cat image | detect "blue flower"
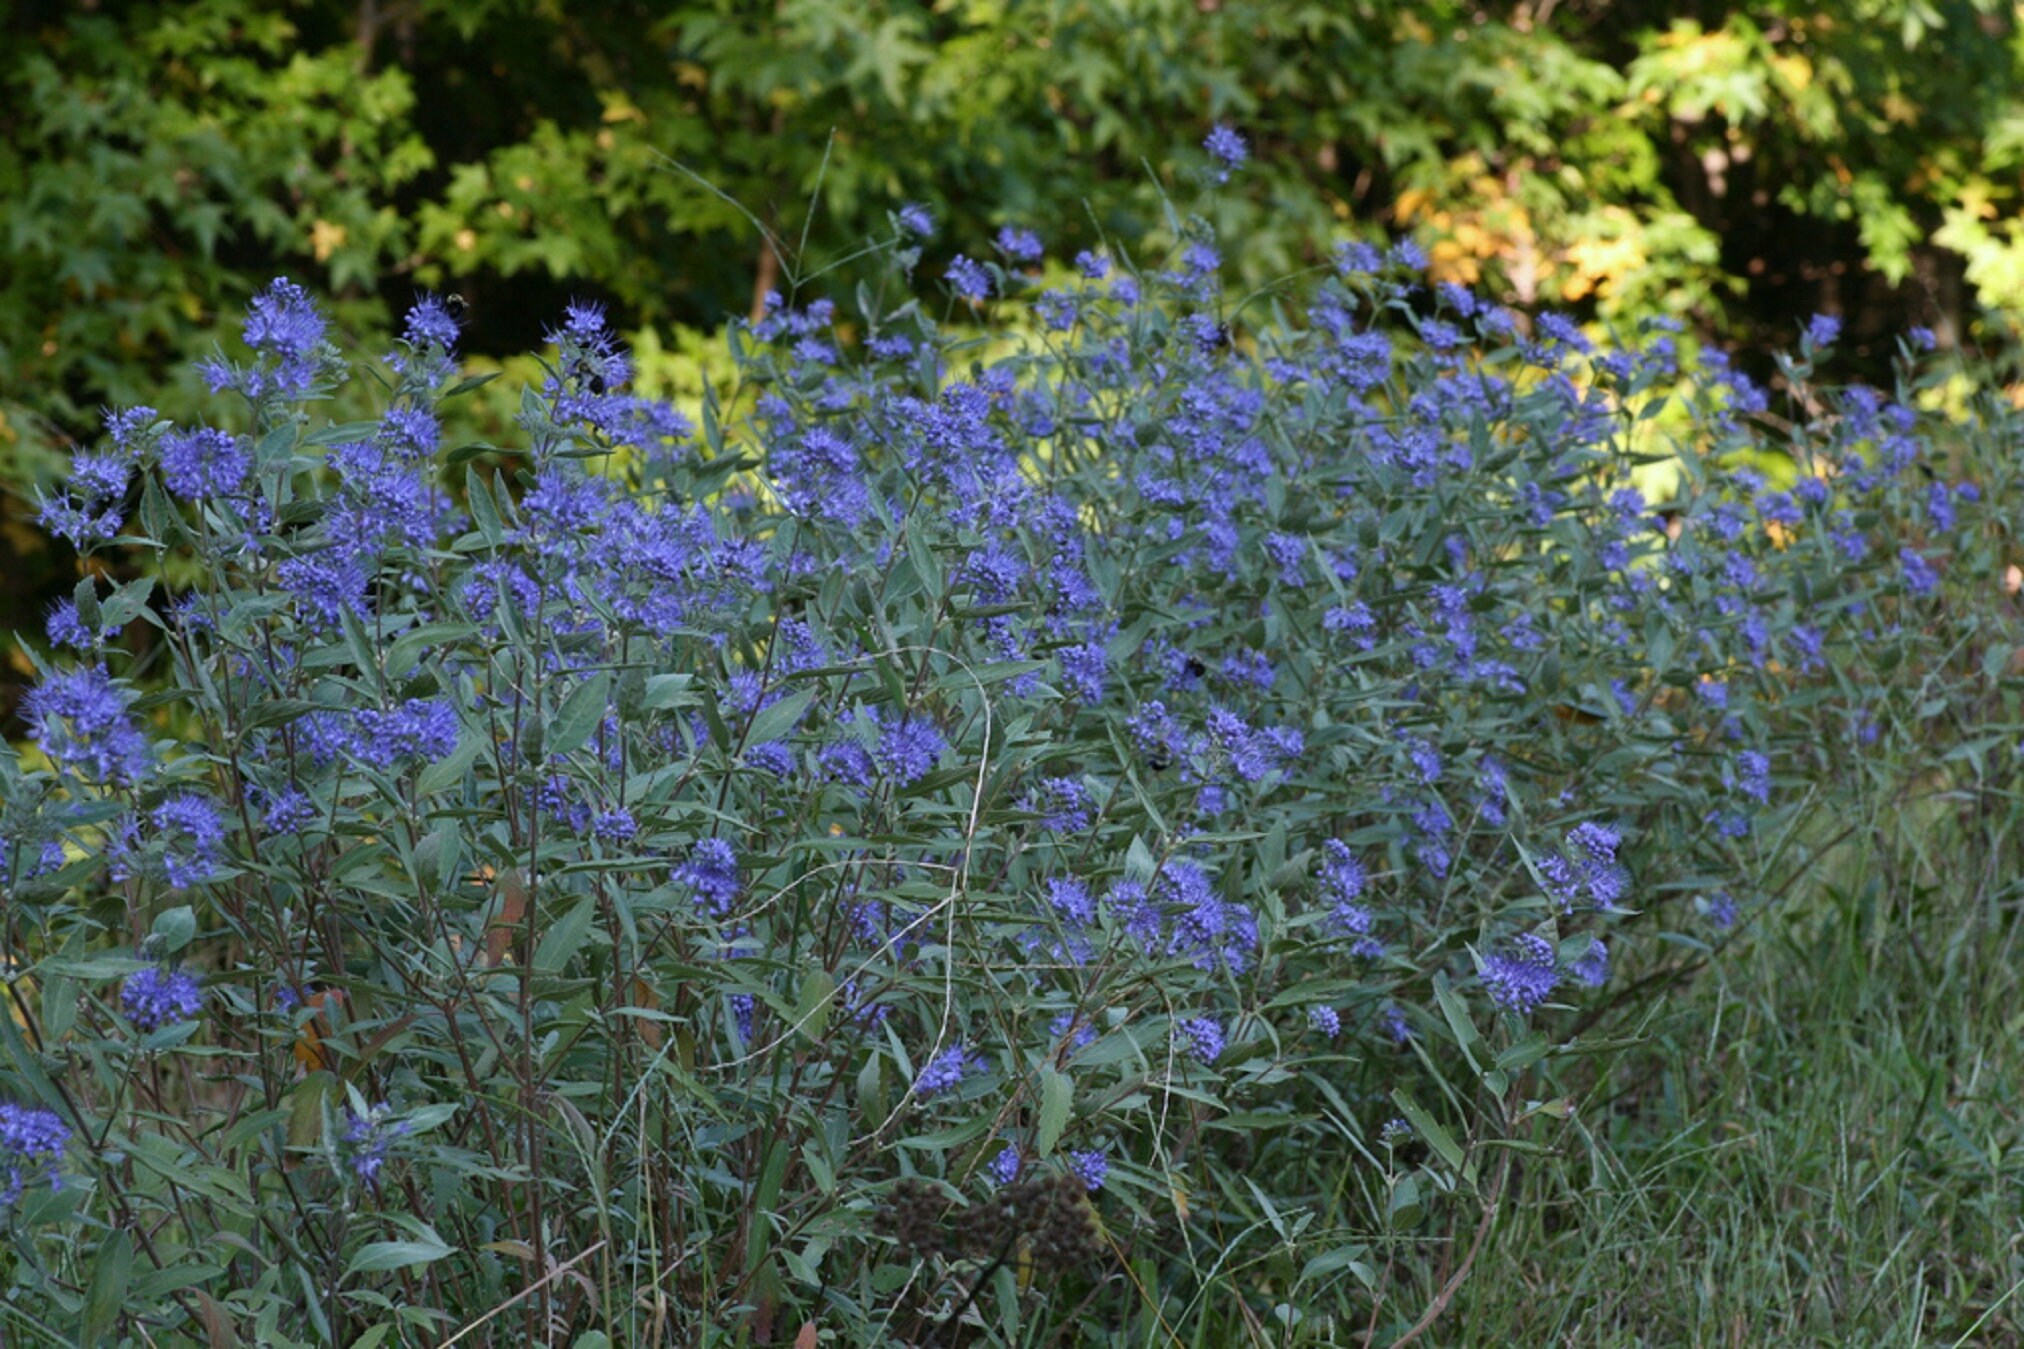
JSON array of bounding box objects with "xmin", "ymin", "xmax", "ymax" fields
[
  {"xmin": 1332, "ymin": 240, "xmax": 1383, "ymax": 276},
  {"xmin": 1536, "ymin": 312, "xmax": 1591, "ymax": 354},
  {"xmin": 874, "ymin": 711, "xmax": 945, "ymax": 787},
  {"xmin": 1402, "ymin": 735, "xmax": 1442, "ymax": 784},
  {"xmin": 378, "ymin": 406, "xmax": 440, "ymax": 463},
  {"xmin": 1900, "ymin": 547, "xmax": 1939, "ymax": 597},
  {"xmin": 341, "ymin": 1104, "xmax": 409, "ymax": 1184},
  {"xmin": 915, "ymin": 1044, "xmax": 980, "ymax": 1096},
  {"xmin": 1324, "ymin": 602, "xmax": 1376, "ymax": 647},
  {"xmin": 675, "ymin": 838, "xmax": 742, "ymax": 918},
  {"xmin": 1060, "ymin": 636, "xmax": 1108, "ymax": 705},
  {"xmin": 24, "ymin": 667, "xmax": 151, "ymax": 784},
  {"xmin": 896, "ymin": 202, "xmax": 935, "ymax": 239},
  {"xmin": 1021, "ymin": 777, "xmax": 1091, "ymax": 833},
  {"xmin": 45, "ymin": 600, "xmax": 94, "ymax": 650},
  {"xmin": 1202, "ymin": 124, "xmax": 1248, "ymax": 183},
  {"xmin": 1731, "ymin": 750, "xmax": 1771, "ymax": 804},
  {"xmin": 552, "ymin": 297, "xmax": 615, "ymax": 351},
  {"xmin": 1481, "ymin": 934, "xmax": 1558, "ymax": 1014},
  {"xmin": 988, "ymin": 1144, "xmax": 1022, "ymax": 1185},
  {"xmin": 995, "ymin": 225, "xmax": 1043, "ymax": 263},
  {"xmin": 1704, "ymin": 892, "xmax": 1740, "ymax": 928},
  {"xmin": 1568, "ymin": 938, "xmax": 1610, "ymax": 989},
  {"xmin": 593, "ymin": 808, "xmax": 637, "ymax": 843},
  {"xmin": 41, "ymin": 452, "xmax": 134, "ymax": 546},
  {"xmin": 1178, "ymin": 1016, "xmax": 1225, "ymax": 1063},
  {"xmin": 1044, "ymin": 877, "xmax": 1097, "ymax": 932},
  {"xmin": 1319, "ymin": 840, "xmax": 1370, "ymax": 937},
  {"xmin": 355, "ymin": 698, "xmax": 460, "ymax": 768},
  {"xmin": 818, "ymin": 737, "xmax": 873, "ymax": 788},
  {"xmin": 1219, "ymin": 648, "xmax": 1275, "ymax": 692},
  {"xmin": 263, "ymin": 787, "xmax": 317, "ymax": 836},
  {"xmin": 1307, "ymin": 1005, "xmax": 1341, "ymax": 1037},
  {"xmin": 945, "ymin": 255, "xmax": 993, "ymax": 303},
  {"xmin": 1475, "ymin": 756, "xmax": 1510, "ymax": 827},
  {"xmin": 198, "ymin": 278, "xmax": 330, "ymax": 398},
  {"xmin": 244, "ymin": 278, "xmax": 328, "ymax": 376},
  {"xmin": 151, "ymin": 793, "xmax": 226, "ymax": 887},
  {"xmin": 403, "ymin": 293, "xmax": 461, "ymax": 350},
  {"xmin": 1805, "ymin": 313, "xmax": 1843, "ymax": 347},
  {"xmin": 120, "ymin": 967, "xmax": 204, "ymax": 1032},
  {"xmin": 278, "ymin": 553, "xmax": 371, "ymax": 631},
  {"xmin": 104, "ymin": 405, "xmax": 158, "ymax": 451},
  {"xmin": 1161, "ymin": 859, "xmax": 1258, "ymax": 973},
  {"xmin": 1069, "ymin": 1147, "xmax": 1109, "ymax": 1192},
  {"xmin": 1049, "ymin": 1012, "xmax": 1098, "ymax": 1055},
  {"xmin": 1388, "ymin": 240, "xmax": 1429, "ymax": 273},
  {"xmin": 0, "ymin": 1102, "xmax": 69, "ymax": 1203},
  {"xmin": 160, "ymin": 427, "xmax": 250, "ymax": 500}
]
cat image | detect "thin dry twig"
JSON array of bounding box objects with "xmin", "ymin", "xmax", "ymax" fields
[{"xmin": 438, "ymin": 1240, "xmax": 609, "ymax": 1347}]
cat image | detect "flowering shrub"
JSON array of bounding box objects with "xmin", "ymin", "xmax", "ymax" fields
[{"xmin": 3, "ymin": 172, "xmax": 2018, "ymax": 1343}]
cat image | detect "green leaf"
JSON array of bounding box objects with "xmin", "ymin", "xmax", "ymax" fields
[
  {"xmin": 790, "ymin": 969, "xmax": 834, "ymax": 1043},
  {"xmin": 904, "ymin": 512, "xmax": 945, "ymax": 597},
  {"xmin": 100, "ymin": 575, "xmax": 157, "ymax": 632},
  {"xmin": 151, "ymin": 905, "xmax": 197, "ymax": 954},
  {"xmin": 344, "ymin": 1231, "xmax": 454, "ymax": 1278},
  {"xmin": 743, "ymin": 686, "xmax": 814, "ymax": 748},
  {"xmin": 254, "ymin": 420, "xmax": 297, "ymax": 470},
  {"xmin": 466, "ymin": 465, "xmax": 505, "ymax": 547},
  {"xmin": 1300, "ymin": 1245, "xmax": 1375, "ymax": 1290},
  {"xmin": 72, "ymin": 576, "xmax": 102, "ymax": 629},
  {"xmin": 932, "ymin": 659, "xmax": 1049, "ymax": 692},
  {"xmin": 441, "ymin": 371, "xmax": 503, "ymax": 400},
  {"xmin": 1388, "ymin": 1090, "xmax": 1465, "ymax": 1173},
  {"xmin": 290, "ymin": 1073, "xmax": 336, "ymax": 1149},
  {"xmin": 81, "ymin": 1230, "xmax": 133, "ymax": 1343},
  {"xmin": 548, "ymin": 670, "xmax": 613, "ymax": 759},
  {"xmin": 36, "ymin": 955, "xmax": 150, "ymax": 980},
  {"xmin": 241, "ymin": 697, "xmax": 324, "ymax": 731},
  {"xmin": 534, "ymin": 895, "xmax": 597, "ymax": 974},
  {"xmin": 1124, "ymin": 836, "xmax": 1157, "ymax": 885},
  {"xmin": 415, "ymin": 733, "xmax": 480, "ymax": 796},
  {"xmin": 1431, "ymin": 971, "xmax": 1484, "ymax": 1071},
  {"xmin": 1036, "ymin": 1065, "xmax": 1073, "ymax": 1156},
  {"xmin": 641, "ymin": 674, "xmax": 697, "ymax": 711}
]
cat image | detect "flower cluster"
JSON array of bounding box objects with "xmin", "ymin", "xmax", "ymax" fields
[
  {"xmin": 341, "ymin": 1104, "xmax": 410, "ymax": 1184},
  {"xmin": 1481, "ymin": 935, "xmax": 1560, "ymax": 1015},
  {"xmin": 0, "ymin": 1103, "xmax": 67, "ymax": 1205},
  {"xmin": 119, "ymin": 967, "xmax": 204, "ymax": 1033}
]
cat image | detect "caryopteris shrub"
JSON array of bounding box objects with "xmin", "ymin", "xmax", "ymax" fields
[{"xmin": 5, "ymin": 149, "xmax": 2020, "ymax": 1345}]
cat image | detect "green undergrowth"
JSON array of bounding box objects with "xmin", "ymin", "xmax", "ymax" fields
[{"xmin": 1449, "ymin": 808, "xmax": 2024, "ymax": 1345}]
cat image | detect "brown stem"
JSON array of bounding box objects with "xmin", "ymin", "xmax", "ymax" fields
[
  {"xmin": 1384, "ymin": 1152, "xmax": 1511, "ymax": 1349},
  {"xmin": 750, "ymin": 238, "xmax": 781, "ymax": 325}
]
